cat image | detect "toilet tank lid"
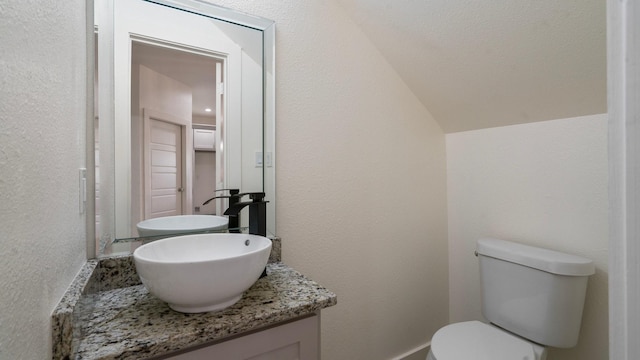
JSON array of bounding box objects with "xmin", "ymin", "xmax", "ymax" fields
[{"xmin": 476, "ymin": 238, "xmax": 595, "ymax": 276}]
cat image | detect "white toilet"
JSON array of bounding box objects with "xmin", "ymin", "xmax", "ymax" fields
[{"xmin": 427, "ymin": 238, "xmax": 595, "ymax": 360}]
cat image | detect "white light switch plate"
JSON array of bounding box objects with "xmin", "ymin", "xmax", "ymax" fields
[{"xmin": 79, "ymin": 168, "xmax": 87, "ymax": 214}]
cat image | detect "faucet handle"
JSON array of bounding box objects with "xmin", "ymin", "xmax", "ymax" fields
[
  {"xmin": 248, "ymin": 192, "xmax": 266, "ymax": 202},
  {"xmin": 215, "ymin": 188, "xmax": 240, "ymax": 195},
  {"xmin": 229, "ymin": 192, "xmax": 266, "ymax": 201}
]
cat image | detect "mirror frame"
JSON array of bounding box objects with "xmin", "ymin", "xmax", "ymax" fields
[{"xmin": 87, "ymin": 0, "xmax": 276, "ymax": 258}]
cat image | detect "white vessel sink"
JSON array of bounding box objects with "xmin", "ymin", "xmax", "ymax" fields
[
  {"xmin": 136, "ymin": 215, "xmax": 229, "ymax": 237},
  {"xmin": 133, "ymin": 233, "xmax": 272, "ymax": 313}
]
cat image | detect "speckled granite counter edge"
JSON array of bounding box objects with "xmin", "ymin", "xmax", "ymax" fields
[
  {"xmin": 51, "ymin": 237, "xmax": 287, "ymax": 360},
  {"xmin": 51, "ymin": 259, "xmax": 99, "ymax": 359}
]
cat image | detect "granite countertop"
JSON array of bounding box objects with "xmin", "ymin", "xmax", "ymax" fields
[
  {"xmin": 75, "ymin": 263, "xmax": 335, "ymax": 359},
  {"xmin": 52, "ymin": 240, "xmax": 337, "ymax": 360}
]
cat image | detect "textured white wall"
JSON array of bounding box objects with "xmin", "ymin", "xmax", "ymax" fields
[
  {"xmin": 0, "ymin": 0, "xmax": 88, "ymax": 359},
  {"xmin": 207, "ymin": 1, "xmax": 450, "ymax": 359},
  {"xmin": 447, "ymin": 114, "xmax": 608, "ymax": 360}
]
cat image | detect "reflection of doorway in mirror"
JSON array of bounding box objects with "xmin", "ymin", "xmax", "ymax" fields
[
  {"xmin": 101, "ymin": 0, "xmax": 264, "ymax": 241},
  {"xmin": 131, "ymin": 42, "xmax": 225, "ymax": 231}
]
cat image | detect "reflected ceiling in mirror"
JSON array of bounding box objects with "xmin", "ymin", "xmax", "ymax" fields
[{"xmin": 92, "ymin": 0, "xmax": 275, "ymax": 257}]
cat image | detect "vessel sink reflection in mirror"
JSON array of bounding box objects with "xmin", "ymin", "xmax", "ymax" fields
[
  {"xmin": 133, "ymin": 233, "xmax": 272, "ymax": 313},
  {"xmin": 136, "ymin": 214, "xmax": 229, "ymax": 237}
]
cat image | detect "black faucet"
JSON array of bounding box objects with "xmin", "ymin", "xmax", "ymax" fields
[
  {"xmin": 224, "ymin": 192, "xmax": 269, "ymax": 278},
  {"xmin": 203, "ymin": 189, "xmax": 242, "ymax": 231},
  {"xmin": 223, "ymin": 192, "xmax": 268, "ymax": 236}
]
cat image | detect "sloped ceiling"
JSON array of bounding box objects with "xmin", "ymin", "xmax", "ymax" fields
[{"xmin": 335, "ymin": 0, "xmax": 606, "ymax": 133}]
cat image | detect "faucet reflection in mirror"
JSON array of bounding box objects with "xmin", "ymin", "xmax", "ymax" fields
[
  {"xmin": 203, "ymin": 188, "xmax": 241, "ymax": 229},
  {"xmin": 92, "ymin": 0, "xmax": 276, "ymax": 257}
]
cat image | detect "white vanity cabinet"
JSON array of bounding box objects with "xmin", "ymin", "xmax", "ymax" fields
[{"xmin": 164, "ymin": 315, "xmax": 320, "ymax": 360}]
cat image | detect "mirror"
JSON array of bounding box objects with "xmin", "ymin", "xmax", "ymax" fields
[{"xmin": 92, "ymin": 0, "xmax": 275, "ymax": 257}]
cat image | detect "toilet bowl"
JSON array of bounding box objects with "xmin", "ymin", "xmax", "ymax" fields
[{"xmin": 426, "ymin": 321, "xmax": 547, "ymax": 360}]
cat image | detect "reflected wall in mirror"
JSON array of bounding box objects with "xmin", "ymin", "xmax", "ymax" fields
[{"xmin": 92, "ymin": 0, "xmax": 275, "ymax": 257}]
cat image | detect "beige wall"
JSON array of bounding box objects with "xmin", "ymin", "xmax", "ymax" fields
[
  {"xmin": 1, "ymin": 1, "xmax": 608, "ymax": 359},
  {"xmin": 211, "ymin": 1, "xmax": 450, "ymax": 359},
  {"xmin": 0, "ymin": 0, "xmax": 88, "ymax": 358},
  {"xmin": 446, "ymin": 114, "xmax": 608, "ymax": 360}
]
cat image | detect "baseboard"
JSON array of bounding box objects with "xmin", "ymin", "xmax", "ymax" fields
[{"xmin": 390, "ymin": 341, "xmax": 431, "ymax": 360}]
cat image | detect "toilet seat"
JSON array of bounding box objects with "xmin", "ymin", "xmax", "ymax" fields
[{"xmin": 430, "ymin": 321, "xmax": 542, "ymax": 360}]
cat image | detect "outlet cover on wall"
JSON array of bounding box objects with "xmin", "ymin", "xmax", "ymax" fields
[
  {"xmin": 79, "ymin": 168, "xmax": 87, "ymax": 214},
  {"xmin": 255, "ymin": 151, "xmax": 263, "ymax": 167},
  {"xmin": 265, "ymin": 152, "xmax": 273, "ymax": 167},
  {"xmin": 255, "ymin": 152, "xmax": 273, "ymax": 167}
]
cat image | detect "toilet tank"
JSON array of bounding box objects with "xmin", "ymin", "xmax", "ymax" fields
[{"xmin": 476, "ymin": 238, "xmax": 595, "ymax": 348}]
